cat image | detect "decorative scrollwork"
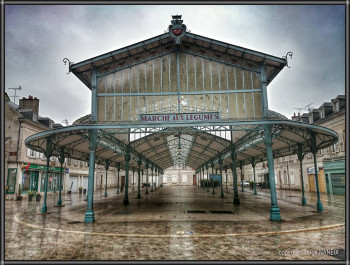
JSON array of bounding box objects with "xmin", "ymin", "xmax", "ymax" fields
[
  {"xmin": 282, "ymin": 52, "xmax": 293, "ymax": 68},
  {"xmin": 63, "ymin": 58, "xmax": 74, "ymax": 74}
]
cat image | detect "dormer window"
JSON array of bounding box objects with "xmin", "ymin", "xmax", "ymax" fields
[
  {"xmin": 319, "ymin": 109, "xmax": 325, "ymax": 119},
  {"xmin": 334, "ymin": 101, "xmax": 339, "ymax": 112}
]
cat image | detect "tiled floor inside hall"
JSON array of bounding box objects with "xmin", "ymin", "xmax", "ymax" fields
[{"xmin": 4, "ymin": 185, "xmax": 346, "ymax": 261}]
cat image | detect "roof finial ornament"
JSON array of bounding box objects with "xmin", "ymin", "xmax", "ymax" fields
[
  {"xmin": 63, "ymin": 58, "xmax": 74, "ymax": 74},
  {"xmin": 282, "ymin": 52, "xmax": 293, "ymax": 68},
  {"xmin": 168, "ymin": 15, "xmax": 187, "ymax": 45}
]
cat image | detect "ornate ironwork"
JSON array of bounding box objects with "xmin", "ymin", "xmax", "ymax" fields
[
  {"xmin": 282, "ymin": 52, "xmax": 293, "ymax": 68},
  {"xmin": 63, "ymin": 58, "xmax": 74, "ymax": 74}
]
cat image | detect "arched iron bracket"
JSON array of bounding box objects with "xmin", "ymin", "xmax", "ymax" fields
[
  {"xmin": 282, "ymin": 52, "xmax": 293, "ymax": 68},
  {"xmin": 63, "ymin": 58, "xmax": 74, "ymax": 74}
]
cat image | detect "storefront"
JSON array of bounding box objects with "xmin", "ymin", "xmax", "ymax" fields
[
  {"xmin": 323, "ymin": 158, "xmax": 345, "ymax": 195},
  {"xmin": 21, "ymin": 164, "xmax": 63, "ymax": 193}
]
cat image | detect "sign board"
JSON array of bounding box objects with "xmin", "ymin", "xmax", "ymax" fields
[
  {"xmin": 140, "ymin": 112, "xmax": 220, "ymax": 123},
  {"xmin": 307, "ymin": 167, "xmax": 320, "ymax": 174}
]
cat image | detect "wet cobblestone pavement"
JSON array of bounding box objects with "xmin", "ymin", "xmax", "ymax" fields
[{"xmin": 5, "ymin": 186, "xmax": 346, "ymax": 261}]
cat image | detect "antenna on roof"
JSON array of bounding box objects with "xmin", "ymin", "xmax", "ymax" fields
[
  {"xmin": 61, "ymin": 119, "xmax": 69, "ymax": 126},
  {"xmin": 305, "ymin": 103, "xmax": 313, "ymax": 112},
  {"xmin": 293, "ymin": 107, "xmax": 305, "ymax": 114},
  {"xmin": 8, "ymin": 85, "xmax": 22, "ymax": 104}
]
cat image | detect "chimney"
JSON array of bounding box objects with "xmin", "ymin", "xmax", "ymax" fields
[{"xmin": 19, "ymin": 95, "xmax": 39, "ymax": 115}]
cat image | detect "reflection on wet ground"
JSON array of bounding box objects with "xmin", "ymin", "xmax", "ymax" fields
[{"xmin": 5, "ymin": 186, "xmax": 345, "ymax": 260}]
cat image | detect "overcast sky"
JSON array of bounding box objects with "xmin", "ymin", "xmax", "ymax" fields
[{"xmin": 5, "ymin": 5, "xmax": 345, "ymax": 125}]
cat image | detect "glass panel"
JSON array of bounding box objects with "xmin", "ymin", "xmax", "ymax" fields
[
  {"xmin": 187, "ymin": 95, "xmax": 197, "ymax": 112},
  {"xmin": 244, "ymin": 70, "xmax": 251, "ymax": 89},
  {"xmin": 130, "ymin": 96, "xmax": 138, "ymax": 120},
  {"xmin": 171, "ymin": 95, "xmax": 178, "ymax": 113},
  {"xmin": 154, "ymin": 58, "xmax": 161, "ymax": 93},
  {"xmin": 229, "ymin": 93, "xmax": 237, "ymax": 119},
  {"xmin": 131, "ymin": 66, "xmax": 138, "ymax": 93},
  {"xmin": 97, "ymin": 97, "xmax": 105, "ymax": 123},
  {"xmin": 252, "ymin": 72, "xmax": 260, "ymax": 89},
  {"xmin": 245, "ymin": 93, "xmax": 254, "ymax": 119},
  {"xmin": 146, "ymin": 61, "xmax": 153, "ymax": 93},
  {"xmin": 221, "ymin": 94, "xmax": 229, "ymax": 119},
  {"xmin": 219, "ymin": 62, "xmax": 226, "ymax": 91},
  {"xmin": 187, "ymin": 54, "xmax": 196, "ymax": 92},
  {"xmin": 237, "ymin": 93, "xmax": 245, "ymax": 119},
  {"xmin": 196, "ymin": 57, "xmax": 203, "ymax": 93},
  {"xmin": 139, "ymin": 96, "xmax": 146, "ymax": 114},
  {"xmin": 106, "ymin": 96, "xmax": 114, "ymax": 122},
  {"xmin": 227, "ymin": 65, "xmax": 235, "ymax": 90},
  {"xmin": 162, "ymin": 55, "xmax": 170, "ymax": 93},
  {"xmin": 154, "ymin": 96, "xmax": 163, "ymax": 113},
  {"xmin": 212, "ymin": 94, "xmax": 220, "ymax": 112},
  {"xmin": 115, "ymin": 97, "xmax": 122, "ymax": 120},
  {"xmin": 211, "ymin": 61, "xmax": 219, "ymax": 91},
  {"xmin": 254, "ymin": 92, "xmax": 263, "ymax": 119},
  {"xmin": 147, "ymin": 95, "xmax": 155, "ymax": 114},
  {"xmin": 106, "ymin": 72, "xmax": 114, "ymax": 93},
  {"xmin": 139, "ymin": 63, "xmax": 146, "ymax": 93},
  {"xmin": 203, "ymin": 58, "xmax": 210, "ymax": 91},
  {"xmin": 6, "ymin": 168, "xmax": 17, "ymax": 194},
  {"xmin": 179, "ymin": 52, "xmax": 186, "ymax": 92},
  {"xmin": 123, "ymin": 96, "xmax": 131, "ymax": 120},
  {"xmin": 236, "ymin": 68, "xmax": 243, "ymax": 90},
  {"xmin": 170, "ymin": 53, "xmax": 177, "ymax": 92}
]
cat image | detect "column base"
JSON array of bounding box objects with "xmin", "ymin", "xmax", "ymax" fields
[
  {"xmin": 270, "ymin": 205, "xmax": 281, "ymax": 221},
  {"xmin": 302, "ymin": 197, "xmax": 306, "ymax": 206},
  {"xmin": 233, "ymin": 197, "xmax": 240, "ymax": 205},
  {"xmin": 212, "ymin": 190, "xmax": 216, "ymax": 194},
  {"xmin": 123, "ymin": 198, "xmax": 129, "ymax": 205},
  {"xmin": 41, "ymin": 205, "xmax": 47, "ymax": 213},
  {"xmin": 317, "ymin": 200, "xmax": 323, "ymax": 212},
  {"xmin": 220, "ymin": 193, "xmax": 224, "ymax": 198},
  {"xmin": 57, "ymin": 199, "xmax": 62, "ymax": 206},
  {"xmin": 84, "ymin": 209, "xmax": 95, "ymax": 223},
  {"xmin": 116, "ymin": 189, "xmax": 120, "ymax": 194}
]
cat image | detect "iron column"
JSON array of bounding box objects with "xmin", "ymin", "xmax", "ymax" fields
[
  {"xmin": 231, "ymin": 150, "xmax": 240, "ymax": 205},
  {"xmin": 104, "ymin": 160, "xmax": 109, "ymax": 197},
  {"xmin": 116, "ymin": 162, "xmax": 120, "ymax": 194},
  {"xmin": 297, "ymin": 144, "xmax": 306, "ymax": 205},
  {"xmin": 123, "ymin": 149, "xmax": 130, "ymax": 205},
  {"xmin": 252, "ymin": 158, "xmax": 257, "ymax": 195},
  {"xmin": 145, "ymin": 163, "xmax": 149, "ymax": 194},
  {"xmin": 240, "ymin": 161, "xmax": 244, "ymax": 192},
  {"xmin": 225, "ymin": 165, "xmax": 228, "ymax": 189},
  {"xmin": 206, "ymin": 164, "xmax": 209, "ymax": 192},
  {"xmin": 57, "ymin": 148, "xmax": 65, "ymax": 206},
  {"xmin": 151, "ymin": 165, "xmax": 154, "ymax": 192},
  {"xmin": 137, "ymin": 160, "xmax": 142, "ymax": 199},
  {"xmin": 311, "ymin": 132, "xmax": 323, "ymax": 212},
  {"xmin": 263, "ymin": 124, "xmax": 281, "ymax": 221},
  {"xmin": 41, "ymin": 136, "xmax": 52, "ymax": 213},
  {"xmin": 219, "ymin": 156, "xmax": 224, "ymax": 198},
  {"xmin": 211, "ymin": 161, "xmax": 215, "ymax": 194},
  {"xmin": 84, "ymin": 129, "xmax": 97, "ymax": 223}
]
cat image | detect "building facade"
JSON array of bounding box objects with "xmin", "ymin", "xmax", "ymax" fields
[{"xmin": 243, "ymin": 95, "xmax": 345, "ymax": 195}]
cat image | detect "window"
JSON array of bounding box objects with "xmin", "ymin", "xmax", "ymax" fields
[
  {"xmin": 40, "ymin": 153, "xmax": 46, "ymax": 160},
  {"xmin": 319, "ymin": 109, "xmax": 324, "ymax": 119},
  {"xmin": 27, "ymin": 148, "xmax": 36, "ymax": 158},
  {"xmin": 334, "ymin": 101, "xmax": 339, "ymax": 112},
  {"xmin": 40, "ymin": 172, "xmax": 59, "ymax": 191},
  {"xmin": 22, "ymin": 171, "xmax": 30, "ymax": 192}
]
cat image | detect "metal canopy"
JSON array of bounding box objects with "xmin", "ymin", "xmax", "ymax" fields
[{"xmin": 25, "ymin": 119, "xmax": 338, "ymax": 172}]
